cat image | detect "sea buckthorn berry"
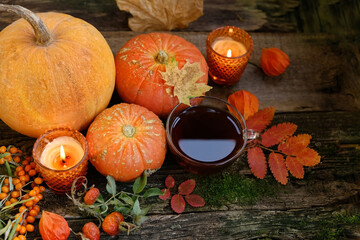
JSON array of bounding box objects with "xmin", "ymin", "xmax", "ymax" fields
[
  {"xmin": 24, "ymin": 175, "xmax": 30, "ymax": 182},
  {"xmin": 18, "ymin": 235, "xmax": 26, "ymax": 240},
  {"xmin": 26, "ymin": 224, "xmax": 35, "ymax": 232},
  {"xmin": 13, "ymin": 178, "xmax": 20, "ymax": 185},
  {"xmin": 32, "ymin": 205, "xmax": 40, "ymax": 213},
  {"xmin": 28, "ymin": 169, "xmax": 37, "ymax": 177},
  {"xmin": 24, "ymin": 165, "xmax": 32, "ymax": 172},
  {"xmin": 9, "ymin": 147, "xmax": 18, "ymax": 154},
  {"xmin": 18, "ymin": 170, "xmax": 25, "ymax": 176},
  {"xmin": 34, "ymin": 177, "xmax": 43, "ymax": 185},
  {"xmin": 37, "ymin": 194, "xmax": 43, "ymax": 200},
  {"xmin": 15, "ymin": 183, "xmax": 23, "ymax": 190},
  {"xmin": 19, "ymin": 225, "xmax": 27, "ymax": 235},
  {"xmin": 39, "ymin": 186, "xmax": 46, "ymax": 193},
  {"xmin": 0, "ymin": 192, "xmax": 7, "ymax": 200},
  {"xmin": 13, "ymin": 237, "xmax": 20, "ymax": 240},
  {"xmin": 11, "ymin": 191, "xmax": 20, "ymax": 198},
  {"xmin": 16, "ymin": 166, "xmax": 23, "ymax": 172},
  {"xmin": 30, "ymin": 162, "xmax": 36, "ymax": 168},
  {"xmin": 29, "ymin": 209, "xmax": 38, "ymax": 216},
  {"xmin": 4, "ymin": 200, "xmax": 11, "ymax": 206},
  {"xmin": 19, "ymin": 176, "xmax": 27, "ymax": 183},
  {"xmin": 33, "ymin": 186, "xmax": 40, "ymax": 194},
  {"xmin": 25, "ymin": 200, "xmax": 34, "ymax": 207},
  {"xmin": 22, "ymin": 194, "xmax": 29, "ymax": 200},
  {"xmin": 0, "ymin": 146, "xmax": 6, "ymax": 153},
  {"xmin": 3, "ymin": 178, "xmax": 9, "ymax": 185},
  {"xmin": 29, "ymin": 190, "xmax": 37, "ymax": 197},
  {"xmin": 22, "ymin": 160, "xmax": 29, "ymax": 166},
  {"xmin": 13, "ymin": 156, "xmax": 21, "ymax": 163},
  {"xmin": 1, "ymin": 185, "xmax": 10, "ymax": 193},
  {"xmin": 10, "ymin": 198, "xmax": 17, "ymax": 203},
  {"xmin": 16, "ymin": 224, "xmax": 22, "ymax": 232},
  {"xmin": 4, "ymin": 154, "xmax": 12, "ymax": 161},
  {"xmin": 26, "ymin": 215, "xmax": 35, "ymax": 223},
  {"xmin": 19, "ymin": 206, "xmax": 27, "ymax": 213},
  {"xmin": 84, "ymin": 187, "xmax": 100, "ymax": 205},
  {"xmin": 0, "ymin": 158, "xmax": 5, "ymax": 164}
]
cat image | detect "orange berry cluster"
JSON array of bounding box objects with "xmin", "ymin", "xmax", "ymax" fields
[{"xmin": 0, "ymin": 146, "xmax": 46, "ymax": 240}]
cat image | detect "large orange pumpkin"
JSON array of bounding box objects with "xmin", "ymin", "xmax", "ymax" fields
[
  {"xmin": 86, "ymin": 103, "xmax": 166, "ymax": 182},
  {"xmin": 115, "ymin": 32, "xmax": 209, "ymax": 118},
  {"xmin": 0, "ymin": 5, "xmax": 115, "ymax": 137}
]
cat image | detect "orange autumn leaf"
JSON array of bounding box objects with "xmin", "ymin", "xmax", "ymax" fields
[
  {"xmin": 261, "ymin": 122, "xmax": 297, "ymax": 147},
  {"xmin": 245, "ymin": 107, "xmax": 275, "ymax": 132},
  {"xmin": 296, "ymin": 147, "xmax": 321, "ymax": 166},
  {"xmin": 285, "ymin": 156, "xmax": 304, "ymax": 179},
  {"xmin": 228, "ymin": 90, "xmax": 259, "ymax": 121},
  {"xmin": 268, "ymin": 152, "xmax": 288, "ymax": 185},
  {"xmin": 247, "ymin": 147, "xmax": 267, "ymax": 179},
  {"xmin": 278, "ymin": 134, "xmax": 312, "ymax": 156}
]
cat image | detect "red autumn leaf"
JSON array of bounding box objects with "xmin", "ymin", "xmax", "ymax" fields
[
  {"xmin": 178, "ymin": 179, "xmax": 196, "ymax": 195},
  {"xmin": 278, "ymin": 134, "xmax": 312, "ymax": 156},
  {"xmin": 159, "ymin": 188, "xmax": 171, "ymax": 200},
  {"xmin": 247, "ymin": 147, "xmax": 267, "ymax": 179},
  {"xmin": 246, "ymin": 107, "xmax": 275, "ymax": 132},
  {"xmin": 268, "ymin": 152, "xmax": 288, "ymax": 185},
  {"xmin": 171, "ymin": 194, "xmax": 186, "ymax": 214},
  {"xmin": 165, "ymin": 175, "xmax": 175, "ymax": 189},
  {"xmin": 285, "ymin": 156, "xmax": 304, "ymax": 179},
  {"xmin": 228, "ymin": 90, "xmax": 259, "ymax": 121},
  {"xmin": 261, "ymin": 122, "xmax": 297, "ymax": 147},
  {"xmin": 185, "ymin": 194, "xmax": 205, "ymax": 208},
  {"xmin": 296, "ymin": 147, "xmax": 321, "ymax": 166}
]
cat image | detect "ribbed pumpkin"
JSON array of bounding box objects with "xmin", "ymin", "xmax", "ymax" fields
[
  {"xmin": 0, "ymin": 5, "xmax": 115, "ymax": 137},
  {"xmin": 86, "ymin": 103, "xmax": 166, "ymax": 182},
  {"xmin": 115, "ymin": 32, "xmax": 209, "ymax": 118}
]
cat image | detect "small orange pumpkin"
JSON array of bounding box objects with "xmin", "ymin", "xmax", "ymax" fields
[
  {"xmin": 86, "ymin": 103, "xmax": 166, "ymax": 182},
  {"xmin": 261, "ymin": 48, "xmax": 290, "ymax": 77},
  {"xmin": 0, "ymin": 5, "xmax": 115, "ymax": 137},
  {"xmin": 115, "ymin": 32, "xmax": 209, "ymax": 118}
]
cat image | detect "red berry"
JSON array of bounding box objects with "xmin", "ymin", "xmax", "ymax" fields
[
  {"xmin": 84, "ymin": 187, "xmax": 100, "ymax": 205},
  {"xmin": 82, "ymin": 222, "xmax": 100, "ymax": 240}
]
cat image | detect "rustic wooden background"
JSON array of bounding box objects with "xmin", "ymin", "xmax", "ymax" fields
[{"xmin": 1, "ymin": 0, "xmax": 360, "ymax": 239}]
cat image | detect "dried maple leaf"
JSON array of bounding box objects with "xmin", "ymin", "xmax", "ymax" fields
[
  {"xmin": 296, "ymin": 147, "xmax": 321, "ymax": 166},
  {"xmin": 285, "ymin": 156, "xmax": 304, "ymax": 179},
  {"xmin": 245, "ymin": 107, "xmax": 275, "ymax": 132},
  {"xmin": 116, "ymin": 0, "xmax": 203, "ymax": 32},
  {"xmin": 159, "ymin": 188, "xmax": 171, "ymax": 200},
  {"xmin": 165, "ymin": 175, "xmax": 175, "ymax": 189},
  {"xmin": 247, "ymin": 147, "xmax": 267, "ymax": 179},
  {"xmin": 278, "ymin": 134, "xmax": 311, "ymax": 156},
  {"xmin": 178, "ymin": 179, "xmax": 196, "ymax": 195},
  {"xmin": 184, "ymin": 194, "xmax": 205, "ymax": 207},
  {"xmin": 161, "ymin": 60, "xmax": 212, "ymax": 105},
  {"xmin": 171, "ymin": 194, "xmax": 186, "ymax": 213},
  {"xmin": 228, "ymin": 90, "xmax": 259, "ymax": 121},
  {"xmin": 261, "ymin": 123, "xmax": 297, "ymax": 147},
  {"xmin": 268, "ymin": 152, "xmax": 288, "ymax": 185}
]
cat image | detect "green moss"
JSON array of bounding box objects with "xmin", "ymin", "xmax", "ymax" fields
[
  {"xmin": 195, "ymin": 172, "xmax": 278, "ymax": 207},
  {"xmin": 313, "ymin": 213, "xmax": 360, "ymax": 240}
]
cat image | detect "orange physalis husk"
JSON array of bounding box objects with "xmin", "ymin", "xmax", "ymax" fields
[
  {"xmin": 261, "ymin": 48, "xmax": 290, "ymax": 77},
  {"xmin": 247, "ymin": 147, "xmax": 267, "ymax": 179},
  {"xmin": 39, "ymin": 211, "xmax": 70, "ymax": 240},
  {"xmin": 228, "ymin": 90, "xmax": 259, "ymax": 121},
  {"xmin": 268, "ymin": 152, "xmax": 288, "ymax": 185}
]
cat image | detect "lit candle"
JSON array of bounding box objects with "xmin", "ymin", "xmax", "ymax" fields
[
  {"xmin": 40, "ymin": 136, "xmax": 84, "ymax": 170},
  {"xmin": 211, "ymin": 37, "xmax": 247, "ymax": 57}
]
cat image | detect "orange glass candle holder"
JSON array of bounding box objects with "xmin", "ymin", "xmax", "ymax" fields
[
  {"xmin": 206, "ymin": 26, "xmax": 253, "ymax": 85},
  {"xmin": 32, "ymin": 128, "xmax": 89, "ymax": 194}
]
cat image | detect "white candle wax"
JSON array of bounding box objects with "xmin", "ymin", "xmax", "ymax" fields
[
  {"xmin": 212, "ymin": 37, "xmax": 247, "ymax": 57},
  {"xmin": 40, "ymin": 136, "xmax": 84, "ymax": 170}
]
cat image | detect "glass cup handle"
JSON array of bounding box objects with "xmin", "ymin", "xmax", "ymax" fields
[{"xmin": 243, "ymin": 129, "xmax": 259, "ymax": 142}]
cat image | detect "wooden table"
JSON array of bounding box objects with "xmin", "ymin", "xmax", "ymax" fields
[{"xmin": 1, "ymin": 0, "xmax": 360, "ymax": 239}]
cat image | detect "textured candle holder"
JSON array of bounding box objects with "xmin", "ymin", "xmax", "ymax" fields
[
  {"xmin": 206, "ymin": 26, "xmax": 253, "ymax": 85},
  {"xmin": 32, "ymin": 128, "xmax": 88, "ymax": 194}
]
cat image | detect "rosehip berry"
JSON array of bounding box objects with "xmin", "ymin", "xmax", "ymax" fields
[
  {"xmin": 82, "ymin": 222, "xmax": 100, "ymax": 240},
  {"xmin": 102, "ymin": 212, "xmax": 124, "ymax": 236},
  {"xmin": 84, "ymin": 187, "xmax": 100, "ymax": 205}
]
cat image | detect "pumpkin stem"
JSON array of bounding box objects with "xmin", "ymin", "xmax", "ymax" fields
[
  {"xmin": 0, "ymin": 4, "xmax": 52, "ymax": 46},
  {"xmin": 155, "ymin": 50, "xmax": 169, "ymax": 64},
  {"xmin": 122, "ymin": 125, "xmax": 136, "ymax": 138}
]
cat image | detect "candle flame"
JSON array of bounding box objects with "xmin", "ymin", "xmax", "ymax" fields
[
  {"xmin": 227, "ymin": 49, "xmax": 232, "ymax": 57},
  {"xmin": 60, "ymin": 145, "xmax": 66, "ymax": 160}
]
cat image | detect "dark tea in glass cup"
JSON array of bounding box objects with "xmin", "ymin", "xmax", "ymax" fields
[{"xmin": 166, "ymin": 96, "xmax": 252, "ymax": 175}]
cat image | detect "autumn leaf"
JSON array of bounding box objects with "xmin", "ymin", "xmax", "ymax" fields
[
  {"xmin": 178, "ymin": 179, "xmax": 196, "ymax": 195},
  {"xmin": 278, "ymin": 134, "xmax": 311, "ymax": 156},
  {"xmin": 261, "ymin": 123, "xmax": 297, "ymax": 147},
  {"xmin": 159, "ymin": 188, "xmax": 171, "ymax": 200},
  {"xmin": 246, "ymin": 107, "xmax": 275, "ymax": 132},
  {"xmin": 296, "ymin": 148, "xmax": 321, "ymax": 166},
  {"xmin": 285, "ymin": 156, "xmax": 304, "ymax": 179},
  {"xmin": 161, "ymin": 60, "xmax": 212, "ymax": 105},
  {"xmin": 268, "ymin": 152, "xmax": 288, "ymax": 185},
  {"xmin": 165, "ymin": 175, "xmax": 175, "ymax": 189},
  {"xmin": 228, "ymin": 90, "xmax": 259, "ymax": 121},
  {"xmin": 171, "ymin": 194, "xmax": 186, "ymax": 213},
  {"xmin": 184, "ymin": 194, "xmax": 205, "ymax": 207},
  {"xmin": 247, "ymin": 147, "xmax": 267, "ymax": 179}
]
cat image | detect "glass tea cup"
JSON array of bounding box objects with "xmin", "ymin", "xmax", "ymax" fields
[{"xmin": 166, "ymin": 96, "xmax": 253, "ymax": 175}]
